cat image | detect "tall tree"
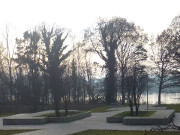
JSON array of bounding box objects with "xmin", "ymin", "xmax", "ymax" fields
[
  {"xmin": 116, "ymin": 24, "xmax": 147, "ymax": 104},
  {"xmin": 88, "ymin": 18, "xmax": 118, "ymax": 104},
  {"xmin": 0, "ymin": 43, "xmax": 10, "ymax": 106},
  {"xmin": 132, "ymin": 45, "xmax": 147, "ymax": 115},
  {"xmin": 151, "ymin": 29, "xmax": 175, "ymax": 105},
  {"xmin": 40, "ymin": 25, "xmax": 71, "ymax": 116},
  {"xmin": 84, "ymin": 51, "xmax": 94, "ymax": 103},
  {"xmin": 85, "ymin": 17, "xmax": 147, "ymax": 104},
  {"xmin": 84, "ymin": 18, "xmax": 118, "ymax": 104},
  {"xmin": 16, "ymin": 30, "xmax": 41, "ymax": 112},
  {"xmin": 163, "ymin": 16, "xmax": 180, "ymax": 87},
  {"xmin": 2, "ymin": 25, "xmax": 16, "ymax": 102}
]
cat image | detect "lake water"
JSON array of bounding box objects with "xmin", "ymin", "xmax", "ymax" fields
[{"xmin": 141, "ymin": 93, "xmax": 180, "ymax": 104}]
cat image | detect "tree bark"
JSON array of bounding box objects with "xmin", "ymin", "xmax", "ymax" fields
[{"xmin": 158, "ymin": 63, "xmax": 164, "ymax": 105}]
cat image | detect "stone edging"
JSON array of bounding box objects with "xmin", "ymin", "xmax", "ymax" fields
[
  {"xmin": 3, "ymin": 117, "xmax": 48, "ymax": 125},
  {"xmin": 106, "ymin": 116, "xmax": 123, "ymax": 123},
  {"xmin": 106, "ymin": 110, "xmax": 175, "ymax": 125},
  {"xmin": 3, "ymin": 111, "xmax": 91, "ymax": 125}
]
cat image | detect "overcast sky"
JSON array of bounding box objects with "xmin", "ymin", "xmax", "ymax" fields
[{"xmin": 0, "ymin": 0, "xmax": 180, "ymax": 39}]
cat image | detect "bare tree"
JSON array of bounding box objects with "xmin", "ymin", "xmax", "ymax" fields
[
  {"xmin": 2, "ymin": 25, "xmax": 16, "ymax": 102},
  {"xmin": 151, "ymin": 29, "xmax": 176, "ymax": 105},
  {"xmin": 116, "ymin": 24, "xmax": 147, "ymax": 104},
  {"xmin": 126, "ymin": 44, "xmax": 148, "ymax": 116}
]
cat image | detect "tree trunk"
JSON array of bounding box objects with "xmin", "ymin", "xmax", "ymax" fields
[
  {"xmin": 106, "ymin": 60, "xmax": 117, "ymax": 104},
  {"xmin": 121, "ymin": 65, "xmax": 125, "ymax": 105},
  {"xmin": 158, "ymin": 81, "xmax": 163, "ymax": 105},
  {"xmin": 135, "ymin": 107, "xmax": 139, "ymax": 116},
  {"xmin": 158, "ymin": 63, "xmax": 164, "ymax": 105},
  {"xmin": 133, "ymin": 66, "xmax": 137, "ymax": 116},
  {"xmin": 54, "ymin": 96, "xmax": 60, "ymax": 117},
  {"xmin": 9, "ymin": 66, "xmax": 13, "ymax": 102},
  {"xmin": 64, "ymin": 97, "xmax": 68, "ymax": 116},
  {"xmin": 129, "ymin": 98, "xmax": 133, "ymax": 116},
  {"xmin": 51, "ymin": 71, "xmax": 61, "ymax": 117},
  {"xmin": 105, "ymin": 44, "xmax": 117, "ymax": 104}
]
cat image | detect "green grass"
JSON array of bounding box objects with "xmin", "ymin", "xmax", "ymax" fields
[
  {"xmin": 0, "ymin": 129, "xmax": 36, "ymax": 135},
  {"xmin": 0, "ymin": 113, "xmax": 16, "ymax": 117},
  {"xmin": 37, "ymin": 111, "xmax": 84, "ymax": 117},
  {"xmin": 90, "ymin": 105, "xmax": 129, "ymax": 113},
  {"xmin": 163, "ymin": 104, "xmax": 180, "ymax": 112},
  {"xmin": 69, "ymin": 130, "xmax": 180, "ymax": 135},
  {"xmin": 112, "ymin": 111, "xmax": 155, "ymax": 117}
]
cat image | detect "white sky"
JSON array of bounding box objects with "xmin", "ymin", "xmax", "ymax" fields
[
  {"xmin": 0, "ymin": 0, "xmax": 179, "ymax": 76},
  {"xmin": 0, "ymin": 0, "xmax": 180, "ymax": 39}
]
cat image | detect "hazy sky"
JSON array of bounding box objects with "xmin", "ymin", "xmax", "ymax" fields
[{"xmin": 0, "ymin": 0, "xmax": 180, "ymax": 39}]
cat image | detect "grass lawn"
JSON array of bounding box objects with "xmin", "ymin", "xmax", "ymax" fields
[
  {"xmin": 37, "ymin": 111, "xmax": 85, "ymax": 117},
  {"xmin": 69, "ymin": 130, "xmax": 180, "ymax": 135},
  {"xmin": 112, "ymin": 111, "xmax": 155, "ymax": 117},
  {"xmin": 0, "ymin": 113, "xmax": 16, "ymax": 117},
  {"xmin": 0, "ymin": 129, "xmax": 36, "ymax": 135},
  {"xmin": 163, "ymin": 104, "xmax": 180, "ymax": 112},
  {"xmin": 90, "ymin": 105, "xmax": 129, "ymax": 113}
]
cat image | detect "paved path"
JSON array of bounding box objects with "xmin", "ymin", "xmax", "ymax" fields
[{"xmin": 0, "ymin": 105, "xmax": 179, "ymax": 135}]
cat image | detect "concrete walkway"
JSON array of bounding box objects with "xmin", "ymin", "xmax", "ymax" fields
[{"xmin": 1, "ymin": 105, "xmax": 180, "ymax": 135}]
